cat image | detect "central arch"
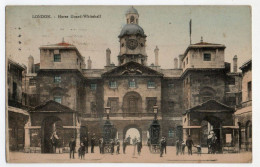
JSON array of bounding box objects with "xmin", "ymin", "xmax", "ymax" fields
[
  {"xmin": 41, "ymin": 116, "xmax": 63, "ymax": 153},
  {"xmin": 123, "ymin": 124, "xmax": 142, "ymax": 144},
  {"xmin": 122, "ymin": 91, "xmax": 142, "ymax": 115}
]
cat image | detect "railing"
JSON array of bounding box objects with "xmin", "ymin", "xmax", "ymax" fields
[{"xmin": 81, "ymin": 112, "xmax": 159, "ymax": 118}]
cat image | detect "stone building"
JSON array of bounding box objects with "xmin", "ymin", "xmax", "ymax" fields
[
  {"xmin": 7, "ymin": 58, "xmax": 30, "ymax": 151},
  {"xmin": 15, "ymin": 6, "xmax": 245, "ymax": 153},
  {"xmin": 235, "ymin": 59, "xmax": 252, "ymax": 151}
]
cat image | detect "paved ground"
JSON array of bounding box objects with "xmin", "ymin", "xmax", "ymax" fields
[{"xmin": 8, "ymin": 146, "xmax": 252, "ymax": 163}]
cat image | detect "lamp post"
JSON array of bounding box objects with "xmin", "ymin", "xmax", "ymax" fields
[
  {"xmin": 153, "ymin": 104, "xmax": 158, "ymax": 120},
  {"xmin": 105, "ymin": 106, "xmax": 111, "ymax": 120}
]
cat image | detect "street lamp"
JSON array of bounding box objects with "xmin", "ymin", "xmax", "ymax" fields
[
  {"xmin": 153, "ymin": 104, "xmax": 158, "ymax": 120},
  {"xmin": 105, "ymin": 106, "xmax": 111, "ymax": 120}
]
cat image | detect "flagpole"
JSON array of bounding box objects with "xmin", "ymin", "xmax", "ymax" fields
[{"xmin": 189, "ymin": 19, "xmax": 192, "ymax": 45}]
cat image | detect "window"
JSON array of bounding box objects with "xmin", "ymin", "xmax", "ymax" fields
[
  {"xmin": 168, "ymin": 128, "xmax": 174, "ymax": 138},
  {"xmin": 147, "ymin": 81, "xmax": 155, "ymax": 88},
  {"xmin": 108, "ymin": 97, "xmax": 119, "ymax": 113},
  {"xmin": 183, "ymin": 62, "xmax": 185, "ymax": 68},
  {"xmin": 29, "ymin": 79, "xmax": 36, "ymax": 86},
  {"xmin": 168, "ymin": 83, "xmax": 174, "ymax": 88},
  {"xmin": 54, "ymin": 76, "xmax": 61, "ymax": 83},
  {"xmin": 248, "ymin": 81, "xmax": 252, "ymax": 100},
  {"xmin": 186, "ymin": 57, "xmax": 188, "ymax": 64},
  {"xmin": 91, "ymin": 102, "xmax": 96, "ymax": 113},
  {"xmin": 203, "ymin": 53, "xmax": 211, "ymax": 61},
  {"xmin": 146, "ymin": 97, "xmax": 157, "ymax": 112},
  {"xmin": 54, "ymin": 96, "xmax": 62, "ymax": 103},
  {"xmin": 90, "ymin": 84, "xmax": 97, "ymax": 90},
  {"xmin": 129, "ymin": 79, "xmax": 136, "ymax": 88},
  {"xmin": 54, "ymin": 54, "xmax": 61, "ymax": 62},
  {"xmin": 109, "ymin": 81, "xmax": 117, "ymax": 88}
]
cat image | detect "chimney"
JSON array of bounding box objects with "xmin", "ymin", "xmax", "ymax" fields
[
  {"xmin": 106, "ymin": 48, "xmax": 111, "ymax": 66},
  {"xmin": 87, "ymin": 57, "xmax": 92, "ymax": 69},
  {"xmin": 154, "ymin": 46, "xmax": 159, "ymax": 66},
  {"xmin": 174, "ymin": 58, "xmax": 178, "ymax": 69},
  {"xmin": 179, "ymin": 54, "xmax": 184, "ymax": 68},
  {"xmin": 28, "ymin": 55, "xmax": 34, "ymax": 73},
  {"xmin": 233, "ymin": 55, "xmax": 238, "ymax": 72}
]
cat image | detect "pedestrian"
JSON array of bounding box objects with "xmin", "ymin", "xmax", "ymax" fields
[
  {"xmin": 196, "ymin": 145, "xmax": 202, "ymax": 156},
  {"xmin": 100, "ymin": 138, "xmax": 104, "ymax": 154},
  {"xmin": 123, "ymin": 139, "xmax": 127, "ymax": 154},
  {"xmin": 91, "ymin": 134, "xmax": 95, "ymax": 153},
  {"xmin": 99, "ymin": 138, "xmax": 103, "ymax": 154},
  {"xmin": 175, "ymin": 139, "xmax": 180, "ymax": 156},
  {"xmin": 160, "ymin": 137, "xmax": 166, "ymax": 157},
  {"xmin": 164, "ymin": 137, "xmax": 167, "ymax": 154},
  {"xmin": 69, "ymin": 136, "xmax": 76, "ymax": 159},
  {"xmin": 110, "ymin": 139, "xmax": 115, "ymax": 155},
  {"xmin": 186, "ymin": 135, "xmax": 194, "ymax": 155},
  {"xmin": 137, "ymin": 139, "xmax": 142, "ymax": 156},
  {"xmin": 116, "ymin": 139, "xmax": 120, "ymax": 154},
  {"xmin": 78, "ymin": 142, "xmax": 85, "ymax": 159},
  {"xmin": 132, "ymin": 137, "xmax": 137, "ymax": 156},
  {"xmin": 181, "ymin": 140, "xmax": 186, "ymax": 155},
  {"xmin": 83, "ymin": 136, "xmax": 88, "ymax": 154}
]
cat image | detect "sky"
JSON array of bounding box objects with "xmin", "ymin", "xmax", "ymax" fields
[{"xmin": 6, "ymin": 6, "xmax": 251, "ymax": 70}]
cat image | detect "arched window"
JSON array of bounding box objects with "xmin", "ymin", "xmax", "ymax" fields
[{"xmin": 199, "ymin": 87, "xmax": 216, "ymax": 103}]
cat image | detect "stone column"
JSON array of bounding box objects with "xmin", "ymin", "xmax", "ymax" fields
[
  {"xmin": 106, "ymin": 48, "xmax": 111, "ymax": 66},
  {"xmin": 154, "ymin": 46, "xmax": 159, "ymax": 66},
  {"xmin": 24, "ymin": 120, "xmax": 31, "ymax": 153},
  {"xmin": 233, "ymin": 55, "xmax": 238, "ymax": 72}
]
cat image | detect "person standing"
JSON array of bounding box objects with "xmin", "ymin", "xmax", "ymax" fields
[
  {"xmin": 137, "ymin": 139, "xmax": 142, "ymax": 156},
  {"xmin": 99, "ymin": 138, "xmax": 103, "ymax": 154},
  {"xmin": 83, "ymin": 136, "xmax": 88, "ymax": 154},
  {"xmin": 123, "ymin": 139, "xmax": 127, "ymax": 154},
  {"xmin": 69, "ymin": 136, "xmax": 76, "ymax": 159},
  {"xmin": 91, "ymin": 134, "xmax": 96, "ymax": 153},
  {"xmin": 181, "ymin": 140, "xmax": 186, "ymax": 155},
  {"xmin": 175, "ymin": 139, "xmax": 180, "ymax": 155},
  {"xmin": 160, "ymin": 137, "xmax": 166, "ymax": 157},
  {"xmin": 186, "ymin": 135, "xmax": 194, "ymax": 155},
  {"xmin": 116, "ymin": 139, "xmax": 120, "ymax": 154},
  {"xmin": 110, "ymin": 139, "xmax": 115, "ymax": 155},
  {"xmin": 164, "ymin": 137, "xmax": 167, "ymax": 154}
]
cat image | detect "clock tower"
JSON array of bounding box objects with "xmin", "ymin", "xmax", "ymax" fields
[{"xmin": 118, "ymin": 7, "xmax": 147, "ymax": 66}]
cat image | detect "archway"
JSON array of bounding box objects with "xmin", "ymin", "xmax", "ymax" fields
[
  {"xmin": 122, "ymin": 91, "xmax": 142, "ymax": 116},
  {"xmin": 200, "ymin": 116, "xmax": 221, "ymax": 150},
  {"xmin": 41, "ymin": 116, "xmax": 63, "ymax": 153},
  {"xmin": 123, "ymin": 125, "xmax": 142, "ymax": 145}
]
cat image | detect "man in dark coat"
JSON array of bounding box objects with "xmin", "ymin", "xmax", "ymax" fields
[
  {"xmin": 91, "ymin": 134, "xmax": 96, "ymax": 153},
  {"xmin": 116, "ymin": 139, "xmax": 120, "ymax": 154},
  {"xmin": 83, "ymin": 136, "xmax": 88, "ymax": 154},
  {"xmin": 160, "ymin": 137, "xmax": 166, "ymax": 157},
  {"xmin": 110, "ymin": 139, "xmax": 115, "ymax": 155},
  {"xmin": 186, "ymin": 135, "xmax": 194, "ymax": 155},
  {"xmin": 123, "ymin": 139, "xmax": 127, "ymax": 154},
  {"xmin": 137, "ymin": 139, "xmax": 142, "ymax": 156},
  {"xmin": 69, "ymin": 136, "xmax": 76, "ymax": 159},
  {"xmin": 176, "ymin": 139, "xmax": 181, "ymax": 155}
]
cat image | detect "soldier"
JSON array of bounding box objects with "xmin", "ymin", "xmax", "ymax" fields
[
  {"xmin": 91, "ymin": 134, "xmax": 96, "ymax": 153},
  {"xmin": 83, "ymin": 136, "xmax": 88, "ymax": 154},
  {"xmin": 116, "ymin": 139, "xmax": 120, "ymax": 154},
  {"xmin": 69, "ymin": 136, "xmax": 76, "ymax": 159},
  {"xmin": 123, "ymin": 139, "xmax": 127, "ymax": 154},
  {"xmin": 175, "ymin": 139, "xmax": 180, "ymax": 155},
  {"xmin": 137, "ymin": 139, "xmax": 142, "ymax": 156},
  {"xmin": 186, "ymin": 135, "xmax": 194, "ymax": 155}
]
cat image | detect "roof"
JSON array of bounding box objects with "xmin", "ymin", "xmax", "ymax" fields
[
  {"xmin": 126, "ymin": 6, "xmax": 139, "ymax": 16},
  {"xmin": 184, "ymin": 99, "xmax": 235, "ymax": 115},
  {"xmin": 239, "ymin": 59, "xmax": 252, "ymax": 70},
  {"xmin": 8, "ymin": 58, "xmax": 25, "ymax": 70},
  {"xmin": 182, "ymin": 41, "xmax": 226, "ymax": 60},
  {"xmin": 119, "ymin": 24, "xmax": 146, "ymax": 38},
  {"xmin": 29, "ymin": 100, "xmax": 77, "ymax": 113}
]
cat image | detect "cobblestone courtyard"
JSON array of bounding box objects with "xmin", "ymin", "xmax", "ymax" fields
[{"xmin": 8, "ymin": 146, "xmax": 252, "ymax": 163}]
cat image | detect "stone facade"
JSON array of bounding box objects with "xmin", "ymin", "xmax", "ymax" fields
[{"xmin": 13, "ymin": 7, "xmax": 248, "ymax": 153}]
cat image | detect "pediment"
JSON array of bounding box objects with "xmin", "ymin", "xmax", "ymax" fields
[
  {"xmin": 185, "ymin": 99, "xmax": 234, "ymax": 114},
  {"xmin": 29, "ymin": 100, "xmax": 77, "ymax": 113},
  {"xmin": 102, "ymin": 61, "xmax": 163, "ymax": 77}
]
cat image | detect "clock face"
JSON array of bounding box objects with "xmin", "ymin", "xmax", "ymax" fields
[{"xmin": 127, "ymin": 39, "xmax": 138, "ymax": 50}]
